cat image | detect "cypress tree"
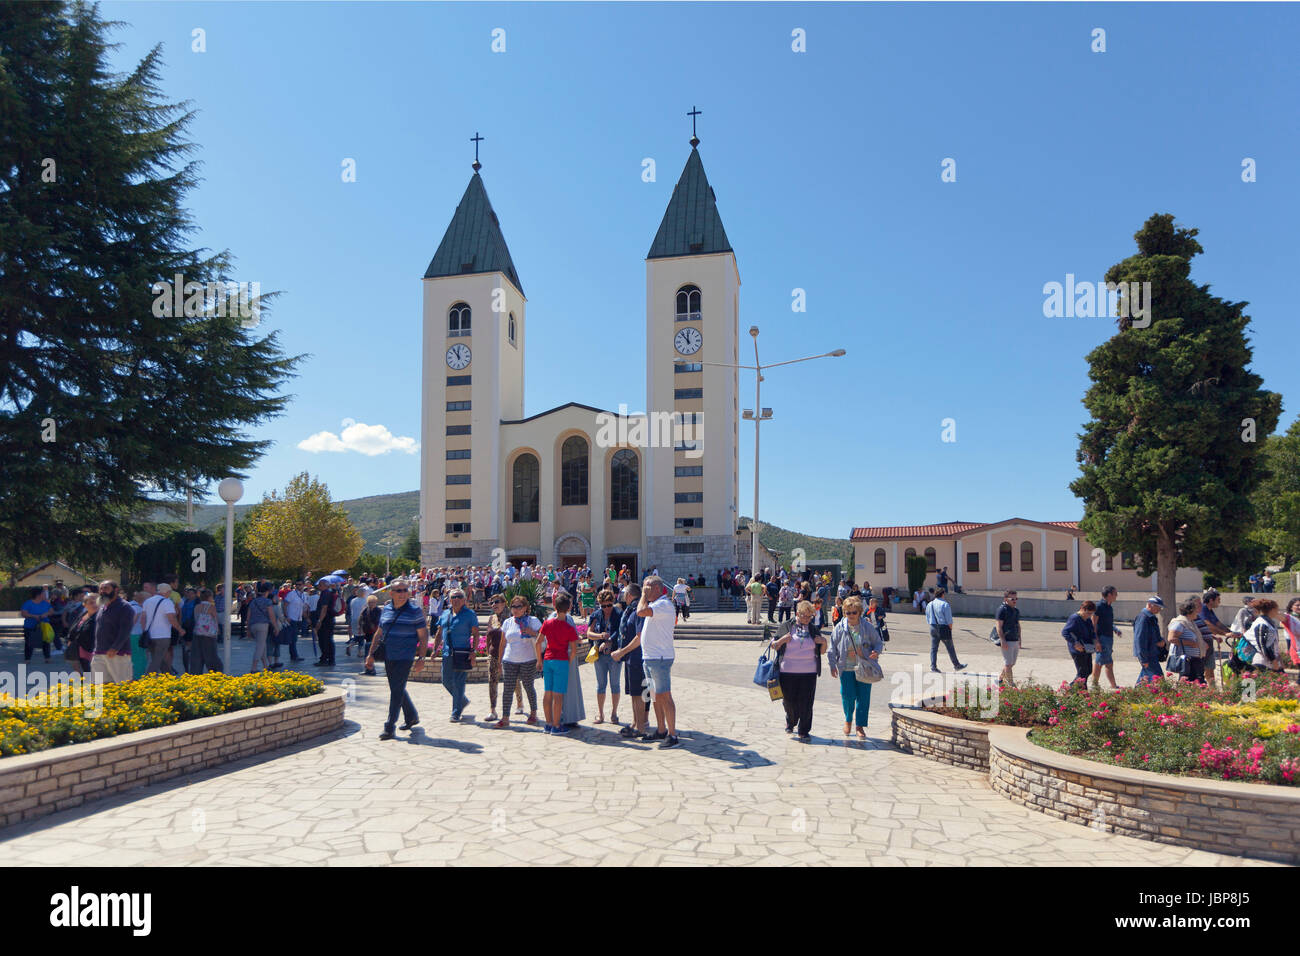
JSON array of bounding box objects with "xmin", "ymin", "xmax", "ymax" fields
[{"xmin": 1070, "ymin": 214, "xmax": 1281, "ymax": 620}]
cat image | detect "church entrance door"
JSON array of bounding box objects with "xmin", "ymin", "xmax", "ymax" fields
[
  {"xmin": 607, "ymin": 554, "xmax": 638, "ymax": 580},
  {"xmin": 560, "ymin": 555, "xmax": 585, "ymax": 570}
]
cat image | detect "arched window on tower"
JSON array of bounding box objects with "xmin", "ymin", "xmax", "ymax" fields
[
  {"xmin": 448, "ymin": 302, "xmax": 471, "ymax": 337},
  {"xmin": 561, "ymin": 436, "xmax": 588, "ymax": 506},
  {"xmin": 610, "ymin": 449, "xmax": 639, "ymax": 521},
  {"xmin": 512, "ymin": 454, "xmax": 539, "ymax": 523},
  {"xmin": 508, "ymin": 312, "xmax": 516, "ymax": 345},
  {"xmin": 675, "ymin": 285, "xmax": 701, "ymax": 322}
]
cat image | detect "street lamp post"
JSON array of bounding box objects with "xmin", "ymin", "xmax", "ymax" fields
[
  {"xmin": 677, "ymin": 328, "xmax": 845, "ymax": 582},
  {"xmin": 217, "ymin": 478, "xmax": 244, "ymax": 674}
]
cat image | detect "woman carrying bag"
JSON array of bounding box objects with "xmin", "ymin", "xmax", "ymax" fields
[
  {"xmin": 365, "ymin": 583, "xmax": 428, "ymax": 740},
  {"xmin": 771, "ymin": 600, "xmax": 827, "ymax": 742},
  {"xmin": 828, "ymin": 596, "xmax": 883, "ymax": 739}
]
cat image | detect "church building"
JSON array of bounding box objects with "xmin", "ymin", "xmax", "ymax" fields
[{"xmin": 419, "ymin": 129, "xmax": 742, "ymax": 581}]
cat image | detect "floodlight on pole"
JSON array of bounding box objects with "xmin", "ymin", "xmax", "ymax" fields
[{"xmin": 217, "ymin": 477, "xmax": 244, "ymax": 674}]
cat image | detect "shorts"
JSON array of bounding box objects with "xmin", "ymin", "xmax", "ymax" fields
[
  {"xmin": 1094, "ymin": 635, "xmax": 1114, "ymax": 667},
  {"xmin": 542, "ymin": 658, "xmax": 570, "ymax": 694},
  {"xmin": 643, "ymin": 658, "xmax": 673, "ymax": 696},
  {"xmin": 623, "ymin": 656, "xmax": 646, "ymax": 697},
  {"xmin": 1000, "ymin": 640, "xmax": 1020, "ymax": 667}
]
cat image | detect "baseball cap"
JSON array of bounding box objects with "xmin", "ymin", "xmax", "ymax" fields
[{"xmin": 1146, "ymin": 596, "xmax": 1164, "ymax": 607}]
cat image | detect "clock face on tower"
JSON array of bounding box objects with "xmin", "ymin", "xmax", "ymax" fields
[
  {"xmin": 446, "ymin": 344, "xmax": 471, "ymax": 370},
  {"xmin": 674, "ymin": 327, "xmax": 703, "ymax": 355}
]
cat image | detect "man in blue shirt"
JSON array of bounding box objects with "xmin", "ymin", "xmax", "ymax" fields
[
  {"xmin": 1132, "ymin": 596, "xmax": 1166, "ymax": 684},
  {"xmin": 432, "ymin": 589, "xmax": 479, "ymax": 721},
  {"xmin": 1090, "ymin": 586, "xmax": 1120, "ymax": 691},
  {"xmin": 925, "ymin": 588, "xmax": 965, "ymax": 673},
  {"xmin": 20, "ymin": 587, "xmax": 53, "ymax": 662}
]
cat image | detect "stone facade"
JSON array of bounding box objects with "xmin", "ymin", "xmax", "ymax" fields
[
  {"xmin": 645, "ymin": 534, "xmax": 737, "ymax": 585},
  {"xmin": 0, "ymin": 689, "xmax": 345, "ymax": 829},
  {"xmin": 890, "ymin": 706, "xmax": 991, "ymax": 771}
]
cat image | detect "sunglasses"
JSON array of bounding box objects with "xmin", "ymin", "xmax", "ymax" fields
[
  {"xmin": 601, "ymin": 603, "xmax": 613, "ymax": 607},
  {"xmin": 392, "ymin": 588, "xmax": 408, "ymax": 593}
]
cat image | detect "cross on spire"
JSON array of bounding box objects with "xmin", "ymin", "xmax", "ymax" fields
[
  {"xmin": 471, "ymin": 132, "xmax": 484, "ymax": 172},
  {"xmin": 687, "ymin": 106, "xmax": 701, "ymax": 148}
]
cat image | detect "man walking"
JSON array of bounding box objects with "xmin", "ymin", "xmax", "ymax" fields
[
  {"xmin": 765, "ymin": 575, "xmax": 780, "ymax": 623},
  {"xmin": 91, "ymin": 580, "xmax": 136, "ymax": 684},
  {"xmin": 314, "ymin": 579, "xmax": 340, "ymax": 666},
  {"xmin": 925, "ymin": 587, "xmax": 965, "ymax": 673},
  {"xmin": 1133, "ymin": 596, "xmax": 1166, "ymax": 684},
  {"xmin": 432, "ymin": 588, "xmax": 479, "ymax": 722},
  {"xmin": 613, "ymin": 575, "xmax": 680, "ymax": 748},
  {"xmin": 1090, "ymin": 585, "xmax": 1121, "ymax": 690},
  {"xmin": 995, "ymin": 589, "xmax": 1020, "ymax": 685},
  {"xmin": 1197, "ymin": 588, "xmax": 1232, "ymax": 688}
]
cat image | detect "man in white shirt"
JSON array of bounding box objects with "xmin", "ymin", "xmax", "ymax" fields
[
  {"xmin": 612, "ymin": 575, "xmax": 680, "ymax": 749},
  {"xmin": 348, "ymin": 586, "xmax": 370, "ymax": 656},
  {"xmin": 142, "ymin": 584, "xmax": 182, "ymax": 674},
  {"xmin": 282, "ymin": 583, "xmax": 306, "ymax": 662}
]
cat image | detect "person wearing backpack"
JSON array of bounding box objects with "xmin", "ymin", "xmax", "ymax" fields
[
  {"xmin": 1241, "ymin": 599, "xmax": 1284, "ymax": 672},
  {"xmin": 190, "ymin": 588, "xmax": 224, "ymax": 674},
  {"xmin": 1132, "ymin": 596, "xmax": 1166, "ymax": 684}
]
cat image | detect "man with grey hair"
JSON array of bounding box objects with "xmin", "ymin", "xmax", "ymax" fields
[{"xmin": 614, "ymin": 576, "xmax": 680, "ymax": 748}]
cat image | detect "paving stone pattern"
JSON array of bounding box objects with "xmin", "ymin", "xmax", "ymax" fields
[{"xmin": 0, "ymin": 613, "xmax": 1276, "ymax": 866}]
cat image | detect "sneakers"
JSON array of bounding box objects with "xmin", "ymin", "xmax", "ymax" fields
[
  {"xmin": 544, "ymin": 725, "xmax": 553, "ymax": 734},
  {"xmin": 399, "ymin": 721, "xmax": 420, "ymax": 731},
  {"xmin": 658, "ymin": 734, "xmax": 681, "ymax": 749},
  {"xmin": 552, "ymin": 725, "xmax": 569, "ymax": 736},
  {"xmin": 954, "ymin": 663, "xmax": 968, "ymax": 671}
]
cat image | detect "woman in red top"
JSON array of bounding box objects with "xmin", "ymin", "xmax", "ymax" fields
[{"xmin": 536, "ymin": 593, "xmax": 580, "ymax": 735}]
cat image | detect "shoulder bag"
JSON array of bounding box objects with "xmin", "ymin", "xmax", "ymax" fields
[
  {"xmin": 139, "ymin": 598, "xmax": 164, "ymax": 649},
  {"xmin": 753, "ymin": 639, "xmax": 778, "ymax": 688},
  {"xmin": 846, "ymin": 623, "xmax": 884, "ymax": 684}
]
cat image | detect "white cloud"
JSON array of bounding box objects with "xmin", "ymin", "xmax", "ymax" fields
[{"xmin": 298, "ymin": 420, "xmax": 419, "ymax": 456}]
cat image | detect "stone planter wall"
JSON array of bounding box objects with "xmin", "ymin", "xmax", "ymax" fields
[
  {"xmin": 988, "ymin": 728, "xmax": 1300, "ymax": 864},
  {"xmin": 891, "ymin": 698, "xmax": 1300, "ymax": 863},
  {"xmin": 408, "ymin": 641, "xmax": 592, "ymax": 684},
  {"xmin": 890, "ymin": 704, "xmax": 992, "ymax": 771},
  {"xmin": 0, "ymin": 688, "xmax": 345, "ymax": 829}
]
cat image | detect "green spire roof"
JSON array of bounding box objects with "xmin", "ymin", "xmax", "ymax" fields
[
  {"xmin": 425, "ymin": 173, "xmax": 523, "ymax": 294},
  {"xmin": 647, "ymin": 147, "xmax": 733, "ymax": 260}
]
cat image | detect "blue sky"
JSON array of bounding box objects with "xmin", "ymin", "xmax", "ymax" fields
[{"xmin": 103, "ymin": 2, "xmax": 1299, "ymax": 539}]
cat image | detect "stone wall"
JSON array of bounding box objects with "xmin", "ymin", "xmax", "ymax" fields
[
  {"xmin": 890, "ymin": 705, "xmax": 991, "ymax": 771},
  {"xmin": 408, "ymin": 641, "xmax": 591, "ymax": 684},
  {"xmin": 988, "ymin": 729, "xmax": 1300, "ymax": 864},
  {"xmin": 0, "ymin": 688, "xmax": 346, "ymax": 829},
  {"xmin": 891, "ymin": 699, "xmax": 1300, "ymax": 864}
]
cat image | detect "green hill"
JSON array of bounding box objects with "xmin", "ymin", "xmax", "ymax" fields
[
  {"xmin": 148, "ymin": 494, "xmax": 850, "ymax": 566},
  {"xmin": 742, "ymin": 516, "xmax": 853, "ymax": 574}
]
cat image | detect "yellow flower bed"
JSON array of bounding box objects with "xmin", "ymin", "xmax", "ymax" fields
[
  {"xmin": 0, "ymin": 672, "xmax": 324, "ymax": 757},
  {"xmin": 1206, "ymin": 698, "xmax": 1300, "ymax": 739}
]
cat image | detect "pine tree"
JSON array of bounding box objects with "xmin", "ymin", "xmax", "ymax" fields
[
  {"xmin": 0, "ymin": 3, "xmax": 300, "ymax": 569},
  {"xmin": 399, "ymin": 524, "xmax": 421, "ymax": 564},
  {"xmin": 1070, "ymin": 214, "xmax": 1281, "ymax": 621}
]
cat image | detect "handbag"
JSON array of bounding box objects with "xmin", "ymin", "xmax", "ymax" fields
[
  {"xmin": 585, "ymin": 643, "xmax": 599, "ymax": 664},
  {"xmin": 845, "ymin": 624, "xmax": 883, "ymax": 684},
  {"xmin": 39, "ymin": 621, "xmax": 54, "ymax": 644},
  {"xmin": 753, "ymin": 641, "xmax": 777, "ymax": 687},
  {"xmin": 877, "ymin": 622, "xmax": 890, "ymax": 643},
  {"xmin": 451, "ymin": 648, "xmax": 474, "ymax": 671}
]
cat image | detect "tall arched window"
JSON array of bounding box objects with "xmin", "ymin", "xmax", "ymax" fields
[
  {"xmin": 924, "ymin": 547, "xmax": 937, "ymax": 571},
  {"xmin": 512, "ymin": 454, "xmax": 539, "ymax": 523},
  {"xmin": 561, "ymin": 436, "xmax": 588, "ymax": 506},
  {"xmin": 999, "ymin": 542, "xmax": 1012, "ymax": 572},
  {"xmin": 675, "ymin": 285, "xmax": 701, "ymax": 322},
  {"xmin": 610, "ymin": 449, "xmax": 638, "ymax": 520},
  {"xmin": 448, "ymin": 302, "xmax": 471, "ymax": 336},
  {"xmin": 873, "ymin": 549, "xmax": 886, "ymax": 574},
  {"xmin": 508, "ymin": 312, "xmax": 516, "ymax": 345},
  {"xmin": 1020, "ymin": 541, "xmax": 1034, "ymax": 571}
]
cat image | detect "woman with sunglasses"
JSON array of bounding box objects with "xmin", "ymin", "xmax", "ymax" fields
[
  {"xmin": 493, "ymin": 596, "xmax": 542, "ymax": 728},
  {"xmin": 828, "ymin": 596, "xmax": 882, "ymax": 738},
  {"xmin": 587, "ymin": 588, "xmax": 622, "ymax": 724},
  {"xmin": 365, "ymin": 583, "xmax": 428, "ymax": 740}
]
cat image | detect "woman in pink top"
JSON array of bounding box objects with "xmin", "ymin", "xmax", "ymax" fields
[{"xmin": 772, "ymin": 600, "xmax": 827, "ymax": 742}]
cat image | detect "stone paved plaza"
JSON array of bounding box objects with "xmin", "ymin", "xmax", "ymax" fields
[{"xmin": 0, "ymin": 611, "xmax": 1277, "ymax": 866}]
